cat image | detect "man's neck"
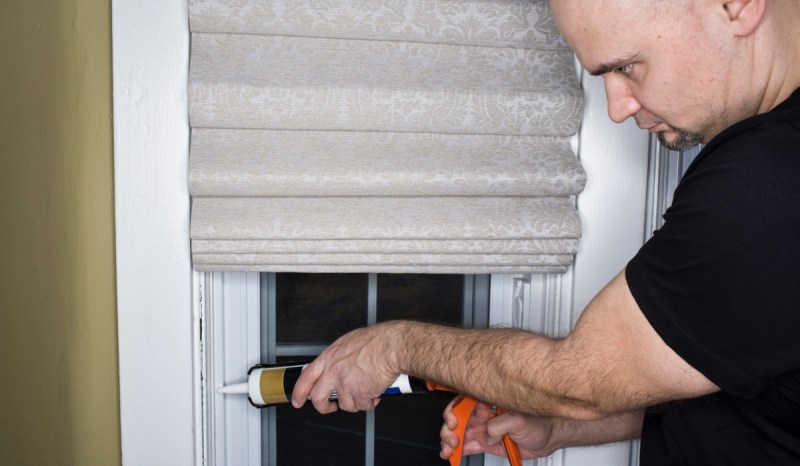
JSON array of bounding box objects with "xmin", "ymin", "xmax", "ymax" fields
[{"xmin": 758, "ymin": 0, "xmax": 800, "ymax": 112}]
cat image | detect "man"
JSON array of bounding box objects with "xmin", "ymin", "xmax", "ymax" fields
[{"xmin": 292, "ymin": 0, "xmax": 800, "ymax": 463}]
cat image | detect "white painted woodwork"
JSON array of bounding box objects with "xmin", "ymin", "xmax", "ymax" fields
[
  {"xmin": 112, "ymin": 0, "xmax": 194, "ymax": 463},
  {"xmin": 113, "ymin": 1, "xmax": 653, "ymax": 464}
]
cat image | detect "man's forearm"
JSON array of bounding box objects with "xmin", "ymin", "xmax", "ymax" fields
[
  {"xmin": 551, "ymin": 410, "xmax": 644, "ymax": 450},
  {"xmin": 394, "ymin": 270, "xmax": 717, "ymax": 420},
  {"xmin": 393, "ymin": 320, "xmax": 609, "ymax": 420}
]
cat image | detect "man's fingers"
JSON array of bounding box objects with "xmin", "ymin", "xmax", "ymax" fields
[
  {"xmin": 336, "ymin": 392, "xmax": 358, "ymax": 413},
  {"xmin": 440, "ymin": 419, "xmax": 460, "ymax": 448},
  {"xmin": 362, "ymin": 397, "xmax": 382, "ymax": 411},
  {"xmin": 483, "ymin": 412, "xmax": 510, "ymax": 447},
  {"xmin": 291, "ymin": 361, "xmax": 323, "ymax": 408},
  {"xmin": 442, "ymin": 397, "xmax": 460, "ymax": 430},
  {"xmin": 440, "ymin": 397, "xmax": 463, "ymax": 460},
  {"xmin": 309, "ymin": 390, "xmax": 338, "ymax": 414},
  {"xmin": 300, "ymin": 361, "xmax": 342, "ymax": 414},
  {"xmin": 440, "ymin": 441, "xmax": 454, "ymax": 460}
]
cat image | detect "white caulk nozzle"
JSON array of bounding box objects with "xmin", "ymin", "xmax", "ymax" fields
[{"xmin": 217, "ymin": 382, "xmax": 249, "ymax": 395}]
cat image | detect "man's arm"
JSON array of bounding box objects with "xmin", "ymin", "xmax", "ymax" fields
[{"xmin": 292, "ymin": 270, "xmax": 719, "ymax": 418}]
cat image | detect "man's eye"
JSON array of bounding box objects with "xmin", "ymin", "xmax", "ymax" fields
[{"xmin": 616, "ymin": 63, "xmax": 634, "ymax": 76}]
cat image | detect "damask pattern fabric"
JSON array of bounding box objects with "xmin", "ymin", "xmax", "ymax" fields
[{"xmin": 188, "ymin": 0, "xmax": 585, "ymax": 273}]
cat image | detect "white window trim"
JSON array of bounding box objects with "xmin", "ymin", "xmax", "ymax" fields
[
  {"xmin": 113, "ymin": 1, "xmax": 650, "ymax": 465},
  {"xmin": 112, "ymin": 0, "xmax": 196, "ymax": 463},
  {"xmin": 202, "ymin": 273, "xmax": 263, "ymax": 466}
]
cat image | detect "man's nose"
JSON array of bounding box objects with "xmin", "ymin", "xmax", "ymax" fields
[{"xmin": 603, "ymin": 75, "xmax": 641, "ymax": 124}]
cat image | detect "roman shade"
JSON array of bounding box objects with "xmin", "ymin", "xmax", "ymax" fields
[{"xmin": 189, "ymin": 0, "xmax": 585, "ymax": 274}]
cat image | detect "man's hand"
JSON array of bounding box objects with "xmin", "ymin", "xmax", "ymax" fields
[
  {"xmin": 290, "ymin": 322, "xmax": 405, "ymax": 413},
  {"xmin": 440, "ymin": 400, "xmax": 645, "ymax": 460},
  {"xmin": 440, "ymin": 400, "xmax": 557, "ymax": 461}
]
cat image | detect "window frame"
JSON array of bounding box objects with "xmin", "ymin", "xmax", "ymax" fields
[
  {"xmin": 203, "ymin": 273, "xmax": 490, "ymax": 466},
  {"xmin": 113, "ymin": 1, "xmax": 653, "ymax": 465}
]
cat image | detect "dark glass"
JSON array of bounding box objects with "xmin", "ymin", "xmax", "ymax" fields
[
  {"xmin": 374, "ymin": 392, "xmax": 453, "ymax": 465},
  {"xmin": 375, "ymin": 274, "xmax": 464, "ymax": 465},
  {"xmin": 376, "ymin": 274, "xmax": 464, "ymax": 325},
  {"xmin": 276, "ymin": 273, "xmax": 368, "ymax": 345},
  {"xmin": 271, "ymin": 273, "xmax": 468, "ymax": 466},
  {"xmin": 276, "ymin": 404, "xmax": 366, "ymax": 466}
]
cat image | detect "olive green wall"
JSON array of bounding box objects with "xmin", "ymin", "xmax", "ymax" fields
[{"xmin": 0, "ymin": 1, "xmax": 120, "ymax": 465}]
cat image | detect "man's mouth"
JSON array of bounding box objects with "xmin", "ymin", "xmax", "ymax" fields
[
  {"xmin": 641, "ymin": 122, "xmax": 667, "ymax": 133},
  {"xmin": 635, "ymin": 114, "xmax": 665, "ymax": 133}
]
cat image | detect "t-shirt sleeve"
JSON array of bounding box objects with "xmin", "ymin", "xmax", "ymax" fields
[{"xmin": 626, "ymin": 130, "xmax": 800, "ymax": 398}]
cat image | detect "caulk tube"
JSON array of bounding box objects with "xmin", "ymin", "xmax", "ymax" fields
[{"xmin": 223, "ymin": 362, "xmax": 429, "ymax": 407}]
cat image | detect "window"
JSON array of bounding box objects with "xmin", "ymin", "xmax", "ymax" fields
[
  {"xmin": 203, "ymin": 273, "xmax": 490, "ymax": 466},
  {"xmin": 114, "ymin": 4, "xmax": 654, "ymax": 465}
]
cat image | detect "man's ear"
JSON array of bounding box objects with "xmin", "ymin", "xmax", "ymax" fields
[{"xmin": 722, "ymin": 0, "xmax": 765, "ymax": 36}]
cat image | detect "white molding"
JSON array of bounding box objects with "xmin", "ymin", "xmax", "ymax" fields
[
  {"xmin": 204, "ymin": 272, "xmax": 262, "ymax": 466},
  {"xmin": 112, "ymin": 0, "xmax": 194, "ymax": 463},
  {"xmin": 194, "ymin": 271, "xmax": 207, "ymax": 466},
  {"xmin": 489, "ymin": 273, "xmax": 573, "ymax": 337}
]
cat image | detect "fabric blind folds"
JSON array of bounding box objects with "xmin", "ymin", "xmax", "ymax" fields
[{"xmin": 189, "ymin": 0, "xmax": 585, "ymax": 274}]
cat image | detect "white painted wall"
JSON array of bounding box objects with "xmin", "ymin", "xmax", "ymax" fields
[{"xmin": 112, "ymin": 1, "xmax": 650, "ymax": 464}]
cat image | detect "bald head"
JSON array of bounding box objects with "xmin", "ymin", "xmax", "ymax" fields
[
  {"xmin": 550, "ymin": 0, "xmax": 800, "ymax": 146},
  {"xmin": 558, "ymin": 0, "xmax": 688, "ymax": 15},
  {"xmin": 550, "ymin": 0, "xmax": 687, "ymax": 46}
]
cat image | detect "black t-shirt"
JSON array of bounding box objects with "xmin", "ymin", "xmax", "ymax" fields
[{"xmin": 626, "ymin": 88, "xmax": 800, "ymax": 465}]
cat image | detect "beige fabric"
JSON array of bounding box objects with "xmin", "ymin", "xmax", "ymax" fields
[
  {"xmin": 189, "ymin": 0, "xmax": 585, "ymax": 273},
  {"xmin": 189, "ymin": 0, "xmax": 571, "ymax": 49}
]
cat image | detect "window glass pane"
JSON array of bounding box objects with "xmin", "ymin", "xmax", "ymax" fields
[
  {"xmin": 376, "ymin": 274, "xmax": 464, "ymax": 325},
  {"xmin": 276, "ymin": 404, "xmax": 366, "ymax": 466},
  {"xmin": 276, "ymin": 273, "xmax": 368, "ymax": 345},
  {"xmin": 374, "ymin": 392, "xmax": 453, "ymax": 465},
  {"xmin": 375, "ymin": 274, "xmax": 465, "ymax": 465}
]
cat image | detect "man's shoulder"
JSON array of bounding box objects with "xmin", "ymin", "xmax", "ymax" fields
[
  {"xmin": 692, "ymin": 111, "xmax": 800, "ymax": 180},
  {"xmin": 698, "ymin": 88, "xmax": 800, "ymax": 168}
]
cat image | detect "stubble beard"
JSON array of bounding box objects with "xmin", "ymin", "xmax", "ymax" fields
[{"xmin": 658, "ymin": 128, "xmax": 704, "ymax": 151}]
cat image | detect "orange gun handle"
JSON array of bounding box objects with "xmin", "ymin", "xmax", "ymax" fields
[
  {"xmin": 448, "ymin": 396, "xmax": 479, "ymax": 466},
  {"xmin": 502, "ymin": 434, "xmax": 523, "ymax": 466},
  {"xmin": 491, "ymin": 407, "xmax": 523, "ymax": 466},
  {"xmin": 427, "ymin": 383, "xmax": 522, "ymax": 466}
]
